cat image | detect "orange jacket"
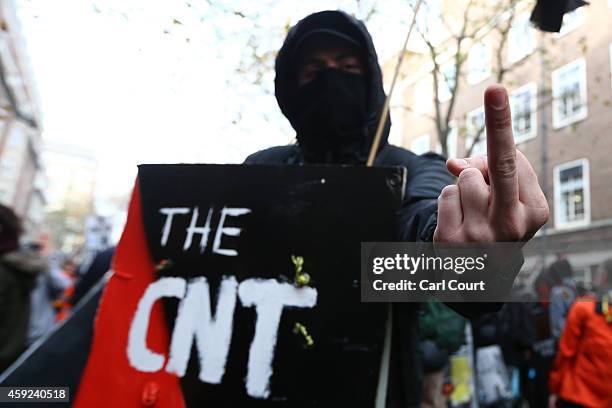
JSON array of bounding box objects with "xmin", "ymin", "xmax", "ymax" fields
[{"xmin": 549, "ymin": 298, "xmax": 612, "ymax": 408}]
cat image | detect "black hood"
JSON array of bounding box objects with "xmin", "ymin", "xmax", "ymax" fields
[{"xmin": 274, "ymin": 10, "xmax": 391, "ymax": 163}]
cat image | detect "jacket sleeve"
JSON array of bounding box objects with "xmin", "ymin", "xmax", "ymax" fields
[
  {"xmin": 549, "ymin": 301, "xmax": 588, "ymax": 394},
  {"xmin": 397, "ymin": 153, "xmax": 453, "ymax": 242}
]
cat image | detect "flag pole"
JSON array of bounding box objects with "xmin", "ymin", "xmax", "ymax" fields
[{"xmin": 366, "ymin": 0, "xmax": 424, "ymax": 167}]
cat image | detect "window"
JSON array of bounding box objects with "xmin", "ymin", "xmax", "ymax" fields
[
  {"xmin": 467, "ymin": 41, "xmax": 491, "ymax": 85},
  {"xmin": 437, "ymin": 62, "xmax": 456, "ymax": 103},
  {"xmin": 554, "ymin": 159, "xmax": 590, "ymax": 229},
  {"xmin": 465, "ymin": 107, "xmax": 486, "ymax": 155},
  {"xmin": 557, "ymin": 8, "xmax": 585, "ymax": 37},
  {"xmin": 413, "ymin": 77, "xmax": 433, "ymax": 114},
  {"xmin": 508, "ymin": 14, "xmax": 535, "ymax": 64},
  {"xmin": 551, "ymin": 59, "xmax": 587, "ymax": 129},
  {"xmin": 510, "ymin": 83, "xmax": 537, "ymax": 143},
  {"xmin": 411, "ymin": 134, "xmax": 431, "ymax": 155}
]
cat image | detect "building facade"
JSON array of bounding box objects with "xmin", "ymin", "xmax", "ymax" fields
[
  {"xmin": 386, "ymin": 1, "xmax": 612, "ymax": 287},
  {"xmin": 0, "ymin": 0, "xmax": 44, "ymax": 240},
  {"xmin": 42, "ymin": 142, "xmax": 98, "ymax": 253}
]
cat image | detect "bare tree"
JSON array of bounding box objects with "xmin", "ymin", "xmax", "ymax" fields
[{"xmin": 403, "ymin": 0, "xmax": 528, "ymax": 157}]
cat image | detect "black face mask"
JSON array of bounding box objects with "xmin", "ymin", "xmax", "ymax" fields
[{"xmin": 293, "ymin": 68, "xmax": 368, "ymax": 162}]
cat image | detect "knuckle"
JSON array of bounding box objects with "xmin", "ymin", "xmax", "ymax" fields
[
  {"xmin": 458, "ymin": 168, "xmax": 482, "ymax": 184},
  {"xmin": 489, "ymin": 114, "xmax": 513, "ymax": 131},
  {"xmin": 434, "ymin": 228, "xmax": 463, "ymax": 244},
  {"xmin": 463, "ymin": 224, "xmax": 493, "ymax": 242},
  {"xmin": 439, "ymin": 185, "xmax": 459, "ymax": 200},
  {"xmin": 493, "ymin": 151, "xmax": 517, "ymax": 179}
]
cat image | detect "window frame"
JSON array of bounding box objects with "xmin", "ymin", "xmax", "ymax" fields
[
  {"xmin": 510, "ymin": 82, "xmax": 537, "ymax": 144},
  {"xmin": 553, "ymin": 158, "xmax": 591, "ymax": 230},
  {"xmin": 551, "ymin": 58, "xmax": 588, "ymax": 129}
]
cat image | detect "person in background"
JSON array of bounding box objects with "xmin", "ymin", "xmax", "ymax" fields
[
  {"xmin": 419, "ymin": 300, "xmax": 466, "ymax": 408},
  {"xmin": 548, "ymin": 255, "xmax": 577, "ymax": 342},
  {"xmin": 498, "ymin": 300, "xmax": 536, "ymax": 408},
  {"xmin": 548, "ymin": 258, "xmax": 612, "ymax": 408},
  {"xmin": 524, "ymin": 267, "xmax": 557, "ymax": 408},
  {"xmin": 0, "ymin": 205, "xmax": 46, "ymax": 372}
]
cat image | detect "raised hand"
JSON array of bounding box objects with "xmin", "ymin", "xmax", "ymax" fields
[{"xmin": 433, "ymin": 85, "xmax": 549, "ymax": 243}]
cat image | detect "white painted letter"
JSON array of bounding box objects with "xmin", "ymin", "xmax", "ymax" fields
[
  {"xmin": 183, "ymin": 207, "xmax": 214, "ymax": 252},
  {"xmin": 212, "ymin": 207, "xmax": 251, "ymax": 256},
  {"xmin": 238, "ymin": 279, "xmax": 317, "ymax": 399},
  {"xmin": 165, "ymin": 276, "xmax": 238, "ymax": 384},
  {"xmin": 128, "ymin": 277, "xmax": 186, "ymax": 372},
  {"xmin": 160, "ymin": 208, "xmax": 190, "ymax": 246}
]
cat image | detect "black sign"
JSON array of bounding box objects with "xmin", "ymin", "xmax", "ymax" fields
[{"xmin": 136, "ymin": 164, "xmax": 404, "ymax": 407}]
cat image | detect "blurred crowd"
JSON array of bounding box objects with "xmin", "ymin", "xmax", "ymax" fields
[
  {"xmin": 420, "ymin": 256, "xmax": 612, "ymax": 407},
  {"xmin": 0, "ymin": 204, "xmax": 112, "ymax": 374}
]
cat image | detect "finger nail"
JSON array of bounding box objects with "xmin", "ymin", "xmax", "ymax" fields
[
  {"xmin": 488, "ymin": 87, "xmax": 507, "ymax": 110},
  {"xmin": 453, "ymin": 158, "xmax": 468, "ymax": 167}
]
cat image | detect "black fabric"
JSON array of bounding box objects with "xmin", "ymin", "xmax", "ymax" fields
[
  {"xmin": 558, "ymin": 399, "xmax": 586, "ymax": 408},
  {"xmin": 293, "ymin": 69, "xmax": 369, "ymax": 163},
  {"xmin": 274, "ymin": 10, "xmax": 390, "ymax": 164},
  {"xmin": 0, "ymin": 263, "xmax": 33, "ymax": 372},
  {"xmin": 530, "ymin": 0, "xmax": 589, "ymax": 32}
]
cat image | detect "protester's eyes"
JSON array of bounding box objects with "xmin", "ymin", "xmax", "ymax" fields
[
  {"xmin": 301, "ymin": 62, "xmax": 324, "ymax": 76},
  {"xmin": 340, "ymin": 58, "xmax": 363, "ymax": 73}
]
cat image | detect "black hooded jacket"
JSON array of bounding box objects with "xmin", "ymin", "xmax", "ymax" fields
[{"xmin": 244, "ymin": 10, "xmax": 497, "ymax": 407}]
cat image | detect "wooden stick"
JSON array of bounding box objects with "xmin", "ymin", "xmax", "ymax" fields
[{"xmin": 366, "ymin": 0, "xmax": 424, "ymax": 167}]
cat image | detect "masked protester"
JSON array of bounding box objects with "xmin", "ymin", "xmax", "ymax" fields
[
  {"xmin": 244, "ymin": 10, "xmax": 520, "ymax": 407},
  {"xmin": 245, "ymin": 11, "xmax": 453, "ymax": 241},
  {"xmin": 246, "ymin": 11, "xmax": 548, "ymax": 408}
]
